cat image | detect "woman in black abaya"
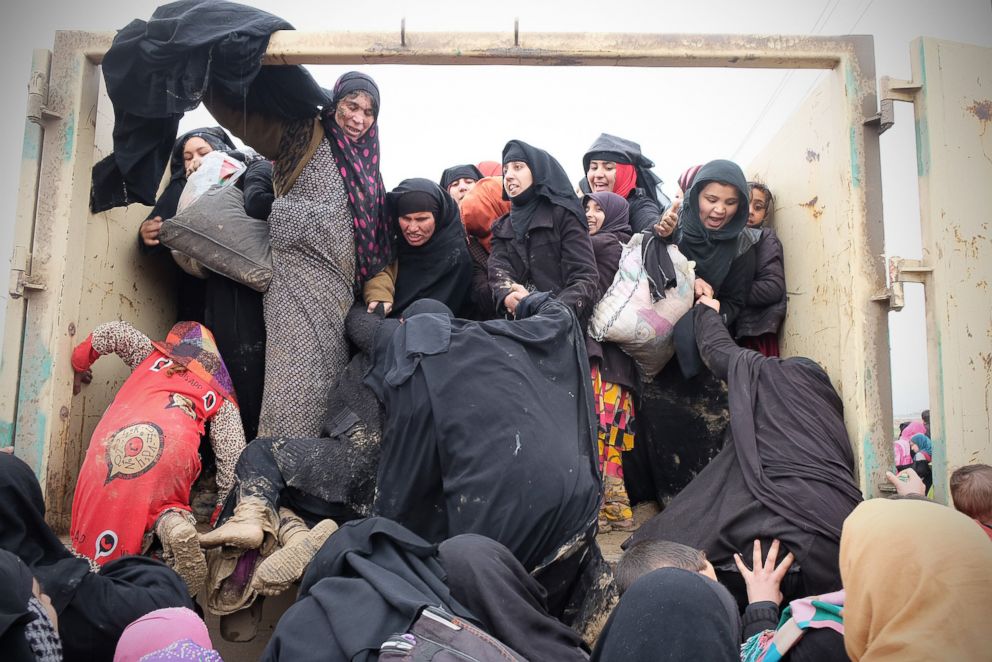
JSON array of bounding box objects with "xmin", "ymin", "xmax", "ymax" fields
[
  {"xmin": 0, "ymin": 451, "xmax": 193, "ymax": 662},
  {"xmin": 625, "ymin": 302, "xmax": 863, "ymax": 608},
  {"xmin": 625, "ymin": 159, "xmax": 761, "ymax": 507}
]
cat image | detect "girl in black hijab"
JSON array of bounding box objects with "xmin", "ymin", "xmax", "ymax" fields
[
  {"xmin": 676, "ymin": 158, "xmax": 759, "ymax": 326},
  {"xmin": 488, "ymin": 140, "xmax": 599, "ymax": 326},
  {"xmin": 0, "ymin": 451, "xmax": 193, "ymax": 662},
  {"xmin": 582, "ymin": 191, "xmax": 640, "ymax": 532},
  {"xmin": 135, "ymin": 126, "xmax": 270, "ymax": 440},
  {"xmin": 362, "ymin": 178, "xmax": 474, "ymax": 318}
]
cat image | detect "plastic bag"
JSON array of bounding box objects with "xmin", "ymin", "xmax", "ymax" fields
[
  {"xmin": 588, "ymin": 233, "xmax": 695, "ymax": 380},
  {"xmin": 176, "ymin": 151, "xmax": 246, "ymax": 214}
]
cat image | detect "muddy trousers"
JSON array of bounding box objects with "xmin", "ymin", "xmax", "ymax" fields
[{"xmin": 219, "ymin": 436, "xmax": 374, "ymax": 527}]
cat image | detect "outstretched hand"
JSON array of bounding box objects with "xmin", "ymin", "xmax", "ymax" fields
[
  {"xmin": 885, "ymin": 468, "xmax": 926, "ymax": 497},
  {"xmin": 734, "ymin": 538, "xmax": 794, "ymax": 605}
]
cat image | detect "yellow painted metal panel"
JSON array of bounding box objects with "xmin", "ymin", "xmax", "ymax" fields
[
  {"xmin": 746, "ymin": 50, "xmax": 892, "ymax": 497},
  {"xmin": 1, "ymin": 50, "xmax": 50, "ymax": 449},
  {"xmin": 911, "ymin": 38, "xmax": 992, "ymax": 502}
]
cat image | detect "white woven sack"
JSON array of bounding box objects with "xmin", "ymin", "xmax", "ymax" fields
[{"xmin": 588, "ymin": 234, "xmax": 695, "ymax": 380}]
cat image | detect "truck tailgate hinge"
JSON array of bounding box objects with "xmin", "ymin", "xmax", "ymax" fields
[
  {"xmin": 864, "ymin": 77, "xmax": 921, "ymax": 135},
  {"xmin": 8, "ymin": 246, "xmax": 45, "ymax": 299},
  {"xmin": 872, "ymin": 256, "xmax": 931, "ymax": 311}
]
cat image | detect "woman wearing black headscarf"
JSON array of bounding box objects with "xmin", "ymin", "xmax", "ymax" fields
[
  {"xmin": 624, "ymin": 159, "xmax": 761, "ymax": 508},
  {"xmin": 362, "ymin": 178, "xmax": 474, "ymax": 318},
  {"xmin": 205, "ymin": 70, "xmax": 394, "ymax": 438},
  {"xmin": 591, "ymin": 567, "xmax": 741, "ymax": 662},
  {"xmin": 580, "ymin": 133, "xmax": 677, "ymax": 237},
  {"xmin": 136, "ymin": 126, "xmax": 270, "ymax": 441},
  {"xmin": 488, "ymin": 140, "xmax": 599, "ymax": 326},
  {"xmin": 625, "ymin": 302, "xmax": 862, "ymax": 608},
  {"xmin": 439, "ymin": 163, "xmax": 483, "ymax": 203},
  {"xmin": 0, "ymin": 451, "xmax": 193, "ymax": 662}
]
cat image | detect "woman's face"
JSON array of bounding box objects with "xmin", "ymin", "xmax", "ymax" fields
[
  {"xmin": 447, "ymin": 178, "xmax": 477, "ymax": 203},
  {"xmin": 398, "ymin": 211, "xmax": 436, "ymax": 247},
  {"xmin": 585, "ymin": 200, "xmax": 606, "ymax": 235},
  {"xmin": 182, "ymin": 136, "xmax": 214, "ymax": 177},
  {"xmin": 334, "ymin": 92, "xmax": 376, "ymax": 141},
  {"xmin": 586, "ymin": 160, "xmax": 617, "ymax": 193},
  {"xmin": 748, "ymin": 189, "xmax": 769, "ymax": 227},
  {"xmin": 697, "ymin": 182, "xmax": 741, "ymax": 231},
  {"xmin": 503, "ymin": 161, "xmax": 533, "ymax": 198}
]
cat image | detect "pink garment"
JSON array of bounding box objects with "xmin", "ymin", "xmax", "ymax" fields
[
  {"xmin": 893, "ymin": 437, "xmax": 912, "ymax": 467},
  {"xmin": 900, "ymin": 420, "xmax": 926, "ymax": 441},
  {"xmin": 114, "ymin": 608, "xmax": 213, "ymax": 662}
]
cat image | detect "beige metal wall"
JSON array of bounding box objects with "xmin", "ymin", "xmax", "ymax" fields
[
  {"xmin": 910, "ymin": 38, "xmax": 992, "ymax": 502},
  {"xmin": 5, "ymin": 29, "xmax": 893, "ymax": 529},
  {"xmin": 1, "ymin": 50, "xmax": 50, "ymax": 450},
  {"xmin": 8, "ymin": 32, "xmax": 178, "ymax": 531},
  {"xmin": 747, "ymin": 46, "xmax": 892, "ymax": 497}
]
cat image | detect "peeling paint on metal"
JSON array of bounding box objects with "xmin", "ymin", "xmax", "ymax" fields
[
  {"xmin": 62, "ymin": 111, "xmax": 75, "ymax": 162},
  {"xmin": 862, "ymin": 433, "xmax": 878, "ymax": 494},
  {"xmin": 0, "ymin": 421, "xmax": 12, "ymax": 447},
  {"xmin": 966, "ymin": 99, "xmax": 992, "ymax": 135},
  {"xmin": 22, "ymin": 124, "xmax": 41, "ymax": 155},
  {"xmin": 800, "ymin": 195, "xmax": 825, "ymax": 220},
  {"xmin": 849, "ymin": 126, "xmax": 862, "ymax": 188},
  {"xmin": 915, "ymin": 41, "xmax": 931, "ymax": 178},
  {"xmin": 914, "ymin": 117, "xmax": 931, "ymax": 177},
  {"xmin": 15, "ymin": 332, "xmax": 54, "ymax": 477}
]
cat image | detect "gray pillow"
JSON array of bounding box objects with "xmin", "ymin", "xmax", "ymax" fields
[{"xmin": 160, "ymin": 184, "xmax": 272, "ymax": 292}]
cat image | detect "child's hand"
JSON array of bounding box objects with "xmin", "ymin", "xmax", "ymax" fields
[
  {"xmin": 734, "ymin": 538, "xmax": 794, "ymax": 606},
  {"xmin": 885, "ymin": 468, "xmax": 926, "ymax": 497}
]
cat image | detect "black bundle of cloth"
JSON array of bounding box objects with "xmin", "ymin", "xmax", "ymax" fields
[
  {"xmin": 0, "ymin": 452, "xmax": 193, "ymax": 662},
  {"xmin": 261, "ymin": 517, "xmax": 472, "ymax": 662},
  {"xmin": 626, "ymin": 305, "xmax": 863, "ymax": 607},
  {"xmin": 386, "ymin": 178, "xmax": 474, "ymax": 317},
  {"xmin": 0, "ymin": 548, "xmax": 53, "ymax": 662},
  {"xmin": 92, "ymin": 0, "xmax": 327, "ymax": 212},
  {"xmin": 365, "ymin": 295, "xmax": 600, "ymax": 575},
  {"xmin": 262, "ymin": 518, "xmax": 589, "ymax": 662}
]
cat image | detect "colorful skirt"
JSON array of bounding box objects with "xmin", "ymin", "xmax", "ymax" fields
[{"xmin": 591, "ymin": 365, "xmax": 635, "ymax": 479}]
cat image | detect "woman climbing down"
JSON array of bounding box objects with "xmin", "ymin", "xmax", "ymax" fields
[{"xmin": 69, "ymin": 320, "xmax": 246, "ymax": 595}]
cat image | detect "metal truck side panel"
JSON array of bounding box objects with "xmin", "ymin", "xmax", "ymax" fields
[
  {"xmin": 911, "ymin": 38, "xmax": 992, "ymax": 502},
  {"xmin": 746, "ymin": 40, "xmax": 892, "ymax": 498}
]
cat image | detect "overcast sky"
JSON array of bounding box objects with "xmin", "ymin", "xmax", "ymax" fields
[{"xmin": 1, "ymin": 0, "xmax": 990, "ymax": 416}]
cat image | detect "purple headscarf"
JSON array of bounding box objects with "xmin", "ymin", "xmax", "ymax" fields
[{"xmin": 583, "ymin": 191, "xmax": 631, "ymax": 236}]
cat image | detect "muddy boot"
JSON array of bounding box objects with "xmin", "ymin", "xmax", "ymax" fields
[
  {"xmin": 199, "ymin": 497, "xmax": 273, "ymax": 550},
  {"xmin": 601, "ymin": 476, "xmax": 634, "ymax": 532},
  {"xmin": 156, "ymin": 509, "xmax": 207, "ymax": 596},
  {"xmin": 251, "ymin": 509, "xmax": 338, "ymax": 596}
]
